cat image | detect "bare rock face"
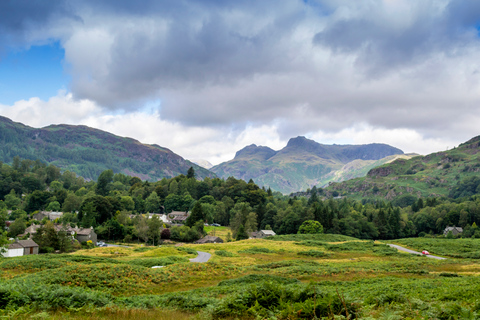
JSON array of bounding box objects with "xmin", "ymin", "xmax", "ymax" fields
[{"xmin": 367, "ymin": 166, "xmax": 394, "ymax": 177}]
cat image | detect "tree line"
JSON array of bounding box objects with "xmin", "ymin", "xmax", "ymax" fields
[{"xmin": 2, "ymin": 157, "xmax": 480, "ymax": 249}]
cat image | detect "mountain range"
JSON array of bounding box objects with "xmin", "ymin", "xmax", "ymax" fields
[
  {"xmin": 327, "ymin": 136, "xmax": 480, "ymax": 201},
  {"xmin": 0, "ymin": 116, "xmax": 213, "ymax": 181},
  {"xmin": 210, "ymin": 136, "xmax": 405, "ymax": 194}
]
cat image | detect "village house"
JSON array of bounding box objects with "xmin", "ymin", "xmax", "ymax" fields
[
  {"xmin": 444, "ymin": 226, "xmax": 463, "ymax": 237},
  {"xmin": 259, "ymin": 230, "xmax": 276, "ymax": 237},
  {"xmin": 249, "ymin": 230, "xmax": 276, "ymax": 239},
  {"xmin": 33, "ymin": 211, "xmax": 64, "ymax": 221},
  {"xmin": 75, "ymin": 227, "xmax": 97, "ymax": 243},
  {"xmin": 168, "ymin": 211, "xmax": 189, "ymax": 224},
  {"xmin": 195, "ymin": 236, "xmax": 224, "ymax": 244},
  {"xmin": 2, "ymin": 239, "xmax": 39, "ymax": 258},
  {"xmin": 145, "ymin": 213, "xmax": 171, "ymax": 223},
  {"xmin": 19, "ymin": 223, "xmax": 97, "ymax": 244},
  {"xmin": 19, "ymin": 223, "xmax": 42, "ymax": 237}
]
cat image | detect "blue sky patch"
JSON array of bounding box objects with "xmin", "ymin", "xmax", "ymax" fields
[{"xmin": 0, "ymin": 41, "xmax": 69, "ymax": 105}]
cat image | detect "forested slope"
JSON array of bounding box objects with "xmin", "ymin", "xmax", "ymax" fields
[{"xmin": 0, "ymin": 116, "xmax": 213, "ymax": 181}]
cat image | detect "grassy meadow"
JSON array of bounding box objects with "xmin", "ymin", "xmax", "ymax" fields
[{"xmin": 2, "ymin": 234, "xmax": 480, "ymax": 319}]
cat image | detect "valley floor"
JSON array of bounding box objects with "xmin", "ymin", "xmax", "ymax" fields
[{"xmin": 2, "ymin": 234, "xmax": 480, "ymax": 319}]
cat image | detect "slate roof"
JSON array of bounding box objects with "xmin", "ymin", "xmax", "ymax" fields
[
  {"xmin": 169, "ymin": 211, "xmax": 189, "ymax": 216},
  {"xmin": 8, "ymin": 242, "xmax": 23, "ymax": 249},
  {"xmin": 260, "ymin": 230, "xmax": 276, "ymax": 236},
  {"xmin": 17, "ymin": 239, "xmax": 39, "ymax": 248},
  {"xmin": 171, "ymin": 216, "xmax": 188, "ymax": 221},
  {"xmin": 444, "ymin": 226, "xmax": 463, "ymax": 235},
  {"xmin": 195, "ymin": 236, "xmax": 224, "ymax": 244},
  {"xmin": 76, "ymin": 228, "xmax": 94, "ymax": 235}
]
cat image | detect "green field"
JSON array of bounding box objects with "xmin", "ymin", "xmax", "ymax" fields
[{"xmin": 2, "ymin": 236, "xmax": 480, "ymax": 319}]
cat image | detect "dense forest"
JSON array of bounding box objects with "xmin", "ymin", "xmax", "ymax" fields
[{"xmin": 2, "ymin": 157, "xmax": 480, "ymax": 251}]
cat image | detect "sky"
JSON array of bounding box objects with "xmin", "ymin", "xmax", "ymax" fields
[{"xmin": 1, "ymin": 0, "xmax": 480, "ymax": 165}]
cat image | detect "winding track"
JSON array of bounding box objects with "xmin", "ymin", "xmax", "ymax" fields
[
  {"xmin": 387, "ymin": 244, "xmax": 446, "ymax": 260},
  {"xmin": 189, "ymin": 251, "xmax": 212, "ymax": 263},
  {"xmin": 105, "ymin": 243, "xmax": 212, "ymax": 263}
]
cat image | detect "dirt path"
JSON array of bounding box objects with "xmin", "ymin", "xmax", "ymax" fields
[{"xmin": 387, "ymin": 244, "xmax": 446, "ymax": 260}]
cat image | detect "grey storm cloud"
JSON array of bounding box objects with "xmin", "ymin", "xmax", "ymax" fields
[
  {"xmin": 0, "ymin": 1, "xmax": 79, "ymax": 53},
  {"xmin": 2, "ymin": 0, "xmax": 480, "ymax": 141},
  {"xmin": 313, "ymin": 1, "xmax": 480, "ymax": 76}
]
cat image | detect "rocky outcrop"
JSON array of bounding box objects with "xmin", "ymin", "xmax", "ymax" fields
[{"xmin": 367, "ymin": 166, "xmax": 394, "ymax": 177}]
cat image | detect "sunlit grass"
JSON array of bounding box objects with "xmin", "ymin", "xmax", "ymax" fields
[{"xmin": 5, "ymin": 236, "xmax": 480, "ymax": 319}]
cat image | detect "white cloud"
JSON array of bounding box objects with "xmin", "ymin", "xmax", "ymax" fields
[{"xmin": 308, "ymin": 124, "xmax": 460, "ymax": 156}]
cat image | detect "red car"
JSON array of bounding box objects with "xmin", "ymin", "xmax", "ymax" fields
[{"xmin": 421, "ymin": 250, "xmax": 430, "ymax": 255}]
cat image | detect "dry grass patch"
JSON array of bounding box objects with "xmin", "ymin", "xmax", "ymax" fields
[
  {"xmin": 73, "ymin": 247, "xmax": 133, "ymax": 257},
  {"xmin": 193, "ymin": 238, "xmax": 305, "ymax": 253},
  {"xmin": 141, "ymin": 246, "xmax": 195, "ymax": 258},
  {"xmin": 19, "ymin": 309, "xmax": 197, "ymax": 320}
]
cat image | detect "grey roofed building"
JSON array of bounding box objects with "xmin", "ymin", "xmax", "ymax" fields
[
  {"xmin": 75, "ymin": 227, "xmax": 97, "ymax": 244},
  {"xmin": 21, "ymin": 223, "xmax": 97, "ymax": 244},
  {"xmin": 249, "ymin": 231, "xmax": 260, "ymax": 239},
  {"xmin": 444, "ymin": 226, "xmax": 463, "ymax": 236},
  {"xmin": 18, "ymin": 223, "xmax": 42, "ymax": 237},
  {"xmin": 195, "ymin": 236, "xmax": 224, "ymax": 244},
  {"xmin": 33, "ymin": 211, "xmax": 64, "ymax": 221},
  {"xmin": 259, "ymin": 230, "xmax": 276, "ymax": 237},
  {"xmin": 168, "ymin": 211, "xmax": 189, "ymax": 223},
  {"xmin": 2, "ymin": 239, "xmax": 39, "ymax": 257},
  {"xmin": 17, "ymin": 239, "xmax": 39, "ymax": 255}
]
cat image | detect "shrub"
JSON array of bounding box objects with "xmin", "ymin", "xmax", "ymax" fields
[
  {"xmin": 217, "ymin": 275, "xmax": 299, "ymax": 286},
  {"xmin": 238, "ymin": 247, "xmax": 275, "ymax": 254},
  {"xmin": 215, "ymin": 250, "xmax": 237, "ymax": 257},
  {"xmin": 127, "ymin": 256, "xmax": 189, "ymax": 268},
  {"xmin": 177, "ymin": 247, "xmax": 197, "ymax": 255},
  {"xmin": 161, "ymin": 228, "xmax": 171, "ymax": 239},
  {"xmin": 298, "ymin": 220, "xmax": 323, "ymax": 234},
  {"xmin": 297, "ymin": 250, "xmax": 328, "ymax": 257},
  {"xmin": 439, "ymin": 272, "xmax": 460, "ymax": 277},
  {"xmin": 40, "ymin": 247, "xmax": 55, "ymax": 254},
  {"xmin": 133, "ymin": 246, "xmax": 155, "ymax": 252}
]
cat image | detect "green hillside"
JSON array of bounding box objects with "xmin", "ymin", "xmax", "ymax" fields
[
  {"xmin": 0, "ymin": 116, "xmax": 214, "ymax": 181},
  {"xmin": 211, "ymin": 136, "xmax": 404, "ymax": 194},
  {"xmin": 327, "ymin": 136, "xmax": 480, "ymax": 201}
]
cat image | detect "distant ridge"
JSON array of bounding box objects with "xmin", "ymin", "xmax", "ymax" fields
[
  {"xmin": 211, "ymin": 136, "xmax": 403, "ymax": 194},
  {"xmin": 0, "ymin": 116, "xmax": 214, "ymax": 181},
  {"xmin": 327, "ymin": 135, "xmax": 480, "ymax": 200}
]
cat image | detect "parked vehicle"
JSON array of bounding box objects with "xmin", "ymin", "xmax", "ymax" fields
[
  {"xmin": 421, "ymin": 250, "xmax": 430, "ymax": 255},
  {"xmin": 96, "ymin": 241, "xmax": 107, "ymax": 247},
  {"xmin": 211, "ymin": 223, "xmax": 221, "ymax": 227}
]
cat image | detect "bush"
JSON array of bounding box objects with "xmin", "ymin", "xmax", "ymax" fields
[
  {"xmin": 215, "ymin": 250, "xmax": 237, "ymax": 257},
  {"xmin": 297, "ymin": 250, "xmax": 328, "ymax": 257},
  {"xmin": 177, "ymin": 247, "xmax": 197, "ymax": 255},
  {"xmin": 127, "ymin": 256, "xmax": 189, "ymax": 268},
  {"xmin": 238, "ymin": 247, "xmax": 275, "ymax": 254},
  {"xmin": 298, "ymin": 220, "xmax": 323, "ymax": 234},
  {"xmin": 133, "ymin": 246, "xmax": 155, "ymax": 252},
  {"xmin": 40, "ymin": 246, "xmax": 55, "ymax": 254},
  {"xmin": 161, "ymin": 228, "xmax": 171, "ymax": 239},
  {"xmin": 217, "ymin": 274, "xmax": 300, "ymax": 287}
]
